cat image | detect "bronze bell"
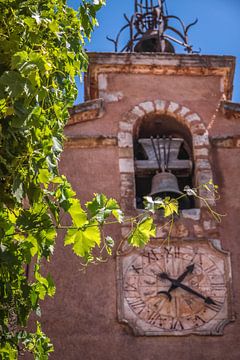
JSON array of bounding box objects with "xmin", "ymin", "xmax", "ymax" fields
[
  {"xmin": 150, "ymin": 172, "xmax": 183, "ymax": 199},
  {"xmin": 134, "ymin": 30, "xmax": 175, "ymax": 53},
  {"xmin": 150, "ymin": 172, "xmax": 190, "ymax": 209}
]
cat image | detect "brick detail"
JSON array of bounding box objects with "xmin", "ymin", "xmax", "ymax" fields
[
  {"xmin": 98, "ymin": 74, "xmax": 107, "ymax": 90},
  {"xmin": 182, "ymin": 209, "xmax": 201, "ymax": 221},
  {"xmin": 154, "ymin": 99, "xmax": 167, "ymax": 112},
  {"xmin": 186, "ymin": 113, "xmax": 201, "ymax": 123},
  {"xmin": 139, "ymin": 101, "xmax": 155, "ymax": 113},
  {"xmin": 195, "ymin": 159, "xmax": 211, "ymax": 170},
  {"xmin": 131, "ymin": 106, "xmax": 145, "ymax": 118},
  {"xmin": 177, "ymin": 106, "xmax": 191, "ymax": 117},
  {"xmin": 193, "ymin": 132, "xmax": 210, "ymax": 147},
  {"xmin": 119, "ymin": 159, "xmax": 134, "ymax": 173},
  {"xmin": 100, "ymin": 91, "xmax": 123, "ymax": 103},
  {"xmin": 168, "ymin": 101, "xmax": 179, "ymax": 113},
  {"xmin": 194, "ymin": 148, "xmax": 209, "ymax": 158},
  {"xmin": 119, "ymin": 121, "xmax": 133, "ymax": 132},
  {"xmin": 118, "ymin": 132, "xmax": 133, "ymax": 148}
]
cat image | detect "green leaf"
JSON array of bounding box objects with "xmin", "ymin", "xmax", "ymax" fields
[
  {"xmin": 86, "ymin": 193, "xmax": 108, "ymax": 217},
  {"xmin": 46, "ymin": 274, "xmax": 56, "ymax": 297},
  {"xmin": 38, "ymin": 169, "xmax": 50, "ymax": 184},
  {"xmin": 65, "ymin": 221, "xmax": 101, "ymax": 259},
  {"xmin": 68, "ymin": 199, "xmax": 88, "ymax": 227},
  {"xmin": 163, "ymin": 197, "xmax": 179, "ymax": 217},
  {"xmin": 64, "ymin": 228, "xmax": 78, "ymax": 246},
  {"xmin": 128, "ymin": 217, "xmax": 156, "ymax": 247}
]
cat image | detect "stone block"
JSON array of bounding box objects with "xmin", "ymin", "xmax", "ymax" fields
[
  {"xmin": 120, "ymin": 186, "xmax": 134, "ymax": 198},
  {"xmin": 171, "ymin": 223, "xmax": 189, "ymax": 238},
  {"xmin": 195, "ymin": 159, "xmax": 211, "ymax": 170},
  {"xmin": 210, "ymin": 239, "xmax": 222, "ymax": 250},
  {"xmin": 194, "ymin": 148, "xmax": 209, "ymax": 158},
  {"xmin": 186, "ymin": 113, "xmax": 201, "ymax": 123},
  {"xmin": 120, "ymin": 173, "xmax": 134, "ymax": 182},
  {"xmin": 119, "ymin": 159, "xmax": 134, "ymax": 173},
  {"xmin": 168, "ymin": 101, "xmax": 179, "ymax": 113},
  {"xmin": 131, "ymin": 106, "xmax": 145, "ymax": 118},
  {"xmin": 154, "ymin": 99, "xmax": 166, "ymax": 112},
  {"xmin": 196, "ymin": 170, "xmax": 213, "ymax": 185},
  {"xmin": 139, "ymin": 101, "xmax": 155, "ymax": 114},
  {"xmin": 101, "ymin": 91, "xmax": 123, "ymax": 103},
  {"xmin": 193, "ymin": 132, "xmax": 210, "ymax": 147},
  {"xmin": 193, "ymin": 224, "xmax": 204, "ymax": 237},
  {"xmin": 118, "ymin": 147, "xmax": 134, "ymax": 158},
  {"xmin": 118, "ymin": 132, "xmax": 133, "ymax": 148},
  {"xmin": 203, "ymin": 220, "xmax": 217, "ymax": 231},
  {"xmin": 98, "ymin": 74, "xmax": 107, "ymax": 90},
  {"xmin": 191, "ymin": 122, "xmax": 206, "ymax": 135},
  {"xmin": 119, "ymin": 121, "xmax": 133, "ymax": 132},
  {"xmin": 177, "ymin": 106, "xmax": 190, "ymax": 117},
  {"xmin": 156, "ymin": 224, "xmax": 168, "ymax": 238},
  {"xmin": 236, "ymin": 138, "xmax": 240, "ymax": 147},
  {"xmin": 182, "ymin": 208, "xmax": 201, "ymax": 221}
]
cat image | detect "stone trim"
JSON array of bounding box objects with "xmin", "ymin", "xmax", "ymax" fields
[
  {"xmin": 65, "ymin": 135, "xmax": 117, "ymax": 149},
  {"xmin": 86, "ymin": 53, "xmax": 235, "ymax": 101},
  {"xmin": 68, "ymin": 98, "xmax": 104, "ymax": 125},
  {"xmin": 211, "ymin": 135, "xmax": 240, "ymax": 148},
  {"xmin": 221, "ymin": 100, "xmax": 240, "ymax": 119},
  {"xmin": 118, "ymin": 99, "xmax": 215, "ymax": 213}
]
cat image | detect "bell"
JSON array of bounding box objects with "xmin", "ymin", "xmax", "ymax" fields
[
  {"xmin": 134, "ymin": 30, "xmax": 175, "ymax": 53},
  {"xmin": 150, "ymin": 172, "xmax": 189, "ymax": 209}
]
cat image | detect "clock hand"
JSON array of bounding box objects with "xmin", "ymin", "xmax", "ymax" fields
[
  {"xmin": 158, "ymin": 264, "xmax": 194, "ymax": 301},
  {"xmin": 159, "ymin": 273, "xmax": 217, "ymax": 305},
  {"xmin": 176, "ymin": 264, "xmax": 195, "ymax": 283},
  {"xmin": 167, "ymin": 264, "xmax": 195, "ymax": 293}
]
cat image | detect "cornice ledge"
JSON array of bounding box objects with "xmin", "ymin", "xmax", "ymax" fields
[
  {"xmin": 67, "ymin": 98, "xmax": 105, "ymax": 126},
  {"xmin": 210, "ymin": 134, "xmax": 240, "ymax": 148},
  {"xmin": 221, "ymin": 100, "xmax": 240, "ymax": 119},
  {"xmin": 87, "ymin": 52, "xmax": 236, "ymax": 69}
]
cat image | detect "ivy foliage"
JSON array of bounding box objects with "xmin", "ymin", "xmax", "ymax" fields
[{"xmin": 0, "ymin": 0, "xmax": 112, "ymax": 358}]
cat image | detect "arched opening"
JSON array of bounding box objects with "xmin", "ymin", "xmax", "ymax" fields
[{"xmin": 133, "ymin": 114, "xmax": 195, "ymax": 209}]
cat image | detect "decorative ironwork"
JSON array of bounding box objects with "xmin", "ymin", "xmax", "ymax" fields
[{"xmin": 107, "ymin": 0, "xmax": 199, "ymax": 53}]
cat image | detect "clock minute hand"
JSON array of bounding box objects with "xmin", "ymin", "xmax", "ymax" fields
[{"xmin": 160, "ymin": 273, "xmax": 217, "ymax": 305}]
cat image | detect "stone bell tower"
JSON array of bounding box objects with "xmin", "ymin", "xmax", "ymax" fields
[{"xmin": 45, "ymin": 1, "xmax": 240, "ymax": 358}]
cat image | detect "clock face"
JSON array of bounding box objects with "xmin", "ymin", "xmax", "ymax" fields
[{"xmin": 123, "ymin": 243, "xmax": 227, "ymax": 333}]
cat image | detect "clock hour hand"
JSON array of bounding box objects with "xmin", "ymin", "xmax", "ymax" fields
[{"xmin": 167, "ymin": 264, "xmax": 195, "ymax": 293}]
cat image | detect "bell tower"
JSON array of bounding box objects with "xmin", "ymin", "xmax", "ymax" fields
[
  {"xmin": 107, "ymin": 0, "xmax": 197, "ymax": 53},
  {"xmin": 51, "ymin": 0, "xmax": 240, "ymax": 358}
]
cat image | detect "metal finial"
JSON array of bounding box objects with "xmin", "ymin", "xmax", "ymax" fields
[{"xmin": 107, "ymin": 0, "xmax": 199, "ymax": 54}]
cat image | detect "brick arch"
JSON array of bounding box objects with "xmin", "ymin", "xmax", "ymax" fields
[{"xmin": 118, "ymin": 100, "xmax": 214, "ymax": 213}]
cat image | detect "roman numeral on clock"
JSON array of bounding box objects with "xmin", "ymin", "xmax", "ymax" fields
[
  {"xmin": 143, "ymin": 250, "xmax": 159, "ymax": 263},
  {"xmin": 170, "ymin": 319, "xmax": 184, "ymax": 330},
  {"xmin": 124, "ymin": 282, "xmax": 137, "ymax": 291},
  {"xmin": 206, "ymin": 300, "xmax": 224, "ymax": 312},
  {"xmin": 127, "ymin": 297, "xmax": 146, "ymax": 314}
]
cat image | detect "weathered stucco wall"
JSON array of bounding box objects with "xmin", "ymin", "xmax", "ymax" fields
[{"xmin": 41, "ymin": 53, "xmax": 240, "ymax": 360}]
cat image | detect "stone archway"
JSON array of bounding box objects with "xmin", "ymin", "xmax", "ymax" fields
[{"xmin": 118, "ymin": 100, "xmax": 214, "ymax": 213}]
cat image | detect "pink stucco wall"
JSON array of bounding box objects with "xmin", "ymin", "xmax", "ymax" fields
[{"xmin": 40, "ymin": 53, "xmax": 240, "ymax": 360}]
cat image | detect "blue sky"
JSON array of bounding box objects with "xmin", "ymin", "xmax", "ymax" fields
[{"xmin": 68, "ymin": 0, "xmax": 240, "ymax": 104}]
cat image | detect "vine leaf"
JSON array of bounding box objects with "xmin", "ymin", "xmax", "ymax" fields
[{"xmin": 128, "ymin": 217, "xmax": 156, "ymax": 247}]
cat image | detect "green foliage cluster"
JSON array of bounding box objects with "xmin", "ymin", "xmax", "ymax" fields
[{"xmin": 0, "ymin": 0, "xmax": 114, "ymax": 358}]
